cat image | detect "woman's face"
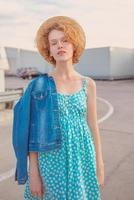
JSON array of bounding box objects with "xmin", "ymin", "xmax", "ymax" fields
[{"xmin": 48, "ymin": 29, "xmax": 74, "ymax": 64}]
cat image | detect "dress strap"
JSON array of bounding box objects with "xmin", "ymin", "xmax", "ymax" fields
[{"xmin": 82, "ymin": 78, "xmax": 88, "ymax": 93}]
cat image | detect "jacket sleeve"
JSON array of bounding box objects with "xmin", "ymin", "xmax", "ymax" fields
[{"xmin": 12, "ymin": 79, "xmax": 34, "ymax": 185}]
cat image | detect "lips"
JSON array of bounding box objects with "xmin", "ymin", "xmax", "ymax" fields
[{"xmin": 57, "ymin": 50, "xmax": 66, "ymax": 55}]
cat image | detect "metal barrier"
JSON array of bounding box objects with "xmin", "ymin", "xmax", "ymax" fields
[
  {"xmin": 0, "ymin": 88, "xmax": 23, "ymax": 109},
  {"xmin": 0, "ymin": 88, "xmax": 23, "ymax": 103}
]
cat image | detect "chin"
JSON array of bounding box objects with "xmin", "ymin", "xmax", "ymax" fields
[{"xmin": 56, "ymin": 58, "xmax": 69, "ymax": 62}]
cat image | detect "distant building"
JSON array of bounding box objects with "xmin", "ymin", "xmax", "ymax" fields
[
  {"xmin": 0, "ymin": 47, "xmax": 9, "ymax": 92},
  {"xmin": 0, "ymin": 46, "xmax": 52, "ymax": 76},
  {"xmin": 77, "ymin": 46, "xmax": 134, "ymax": 80}
]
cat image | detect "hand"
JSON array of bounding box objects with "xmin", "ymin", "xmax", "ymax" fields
[
  {"xmin": 29, "ymin": 172, "xmax": 45, "ymax": 199},
  {"xmin": 96, "ymin": 161, "xmax": 105, "ymax": 188}
]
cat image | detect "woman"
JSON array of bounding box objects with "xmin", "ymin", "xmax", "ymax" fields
[{"xmin": 24, "ymin": 15, "xmax": 104, "ymax": 200}]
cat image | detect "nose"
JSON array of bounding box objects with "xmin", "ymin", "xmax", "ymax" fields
[{"xmin": 57, "ymin": 41, "xmax": 63, "ymax": 49}]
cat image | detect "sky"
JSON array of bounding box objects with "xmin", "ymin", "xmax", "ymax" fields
[{"xmin": 0, "ymin": 0, "xmax": 134, "ymax": 51}]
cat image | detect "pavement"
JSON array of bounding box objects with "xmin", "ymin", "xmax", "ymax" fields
[{"xmin": 0, "ymin": 76, "xmax": 134, "ymax": 200}]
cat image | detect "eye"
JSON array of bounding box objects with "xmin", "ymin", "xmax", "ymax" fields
[
  {"xmin": 63, "ymin": 39, "xmax": 68, "ymax": 43},
  {"xmin": 51, "ymin": 42, "xmax": 56, "ymax": 46}
]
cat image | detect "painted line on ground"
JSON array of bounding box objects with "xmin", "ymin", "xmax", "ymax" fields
[
  {"xmin": 97, "ymin": 97, "xmax": 114, "ymax": 124},
  {"xmin": 0, "ymin": 168, "xmax": 15, "ymax": 182}
]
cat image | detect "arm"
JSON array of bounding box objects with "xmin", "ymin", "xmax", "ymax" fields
[
  {"xmin": 29, "ymin": 152, "xmax": 40, "ymax": 176},
  {"xmin": 86, "ymin": 78, "xmax": 104, "ymax": 167},
  {"xmin": 28, "ymin": 152, "xmax": 44, "ymax": 198}
]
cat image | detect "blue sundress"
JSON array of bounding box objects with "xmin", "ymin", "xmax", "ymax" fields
[{"xmin": 24, "ymin": 78, "xmax": 101, "ymax": 200}]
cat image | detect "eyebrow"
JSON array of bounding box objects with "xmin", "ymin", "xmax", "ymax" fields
[{"xmin": 50, "ymin": 36, "xmax": 67, "ymax": 42}]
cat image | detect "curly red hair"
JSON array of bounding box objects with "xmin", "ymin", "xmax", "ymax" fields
[{"xmin": 34, "ymin": 16, "xmax": 86, "ymax": 66}]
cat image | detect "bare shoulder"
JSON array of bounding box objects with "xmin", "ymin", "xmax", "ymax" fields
[{"xmin": 82, "ymin": 75, "xmax": 96, "ymax": 93}]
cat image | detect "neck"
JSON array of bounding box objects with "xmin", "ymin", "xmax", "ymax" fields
[{"xmin": 51, "ymin": 60, "xmax": 77, "ymax": 79}]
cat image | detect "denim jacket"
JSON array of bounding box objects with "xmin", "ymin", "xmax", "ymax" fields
[{"xmin": 12, "ymin": 73, "xmax": 62, "ymax": 185}]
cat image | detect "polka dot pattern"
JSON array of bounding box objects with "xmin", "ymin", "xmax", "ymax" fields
[{"xmin": 24, "ymin": 79, "xmax": 101, "ymax": 200}]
